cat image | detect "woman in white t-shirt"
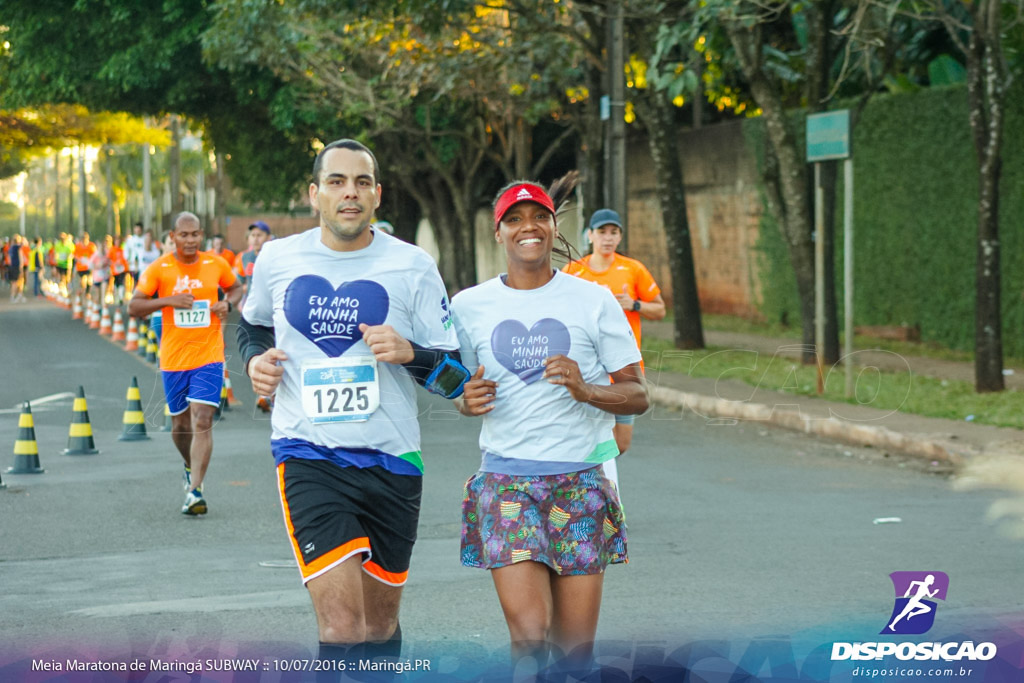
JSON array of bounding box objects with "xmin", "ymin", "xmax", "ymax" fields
[{"xmin": 452, "ymin": 176, "xmax": 648, "ymax": 668}]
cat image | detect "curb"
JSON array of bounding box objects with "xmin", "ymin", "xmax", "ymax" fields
[{"xmin": 650, "ymin": 386, "xmax": 974, "ymax": 468}]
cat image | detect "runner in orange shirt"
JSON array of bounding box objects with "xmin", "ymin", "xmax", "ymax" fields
[
  {"xmin": 129, "ymin": 212, "xmax": 243, "ymax": 516},
  {"xmin": 208, "ymin": 233, "xmax": 235, "ymax": 266},
  {"xmin": 563, "ymin": 208, "xmax": 665, "ymax": 482},
  {"xmin": 74, "ymin": 232, "xmax": 97, "ymax": 295},
  {"xmin": 106, "ymin": 235, "xmax": 130, "ymax": 304}
]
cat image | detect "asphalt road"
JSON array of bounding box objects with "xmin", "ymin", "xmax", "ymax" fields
[{"xmin": 1, "ymin": 302, "xmax": 1022, "ymax": 679}]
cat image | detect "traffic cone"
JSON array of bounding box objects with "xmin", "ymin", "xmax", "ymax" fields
[
  {"xmin": 88, "ymin": 299, "xmax": 100, "ymax": 329},
  {"xmin": 137, "ymin": 320, "xmax": 149, "ymax": 357},
  {"xmin": 98, "ymin": 305, "xmax": 113, "ymax": 336},
  {"xmin": 63, "ymin": 386, "xmax": 99, "ymax": 455},
  {"xmin": 145, "ymin": 328, "xmax": 158, "ymax": 364},
  {"xmin": 124, "ymin": 316, "xmax": 139, "ymax": 351},
  {"xmin": 71, "ymin": 292, "xmax": 83, "ymax": 320},
  {"xmin": 111, "ymin": 308, "xmax": 125, "ymax": 341},
  {"xmin": 224, "ymin": 367, "xmax": 241, "ymax": 406},
  {"xmin": 160, "ymin": 403, "xmax": 173, "ymax": 432},
  {"xmin": 123, "ymin": 313, "xmax": 138, "ymax": 350},
  {"xmin": 8, "ymin": 402, "xmax": 45, "ymax": 474},
  {"xmin": 117, "ymin": 377, "xmax": 150, "ymax": 441},
  {"xmin": 219, "ymin": 371, "xmax": 231, "ymax": 413}
]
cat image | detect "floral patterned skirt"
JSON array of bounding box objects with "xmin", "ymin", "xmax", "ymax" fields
[{"xmin": 460, "ymin": 464, "xmax": 628, "ymax": 575}]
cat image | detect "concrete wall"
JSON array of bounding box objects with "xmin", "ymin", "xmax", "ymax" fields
[{"xmin": 625, "ymin": 120, "xmax": 763, "ymax": 317}]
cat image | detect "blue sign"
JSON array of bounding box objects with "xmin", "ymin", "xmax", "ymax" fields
[{"xmin": 806, "ymin": 110, "xmax": 851, "ymax": 161}]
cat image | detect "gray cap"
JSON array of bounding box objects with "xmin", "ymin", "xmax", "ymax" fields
[{"xmin": 588, "ymin": 208, "xmax": 623, "ymax": 231}]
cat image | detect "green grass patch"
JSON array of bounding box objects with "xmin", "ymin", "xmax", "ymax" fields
[
  {"xmin": 642, "ymin": 337, "xmax": 1024, "ymax": 430},
  {"xmin": 677, "ymin": 313, "xmax": 1024, "ymax": 367}
]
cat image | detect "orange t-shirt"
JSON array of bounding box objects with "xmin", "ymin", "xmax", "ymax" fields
[
  {"xmin": 209, "ymin": 248, "xmax": 235, "ymax": 266},
  {"xmin": 562, "ymin": 253, "xmax": 661, "ymax": 350},
  {"xmin": 74, "ymin": 242, "xmax": 97, "ymax": 272},
  {"xmin": 135, "ymin": 252, "xmax": 237, "ymax": 371},
  {"xmin": 108, "ymin": 245, "xmax": 129, "ymax": 275}
]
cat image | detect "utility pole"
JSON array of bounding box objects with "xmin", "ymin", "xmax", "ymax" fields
[
  {"xmin": 143, "ymin": 143, "xmax": 153, "ymax": 230},
  {"xmin": 605, "ymin": 0, "xmax": 628, "ymax": 250}
]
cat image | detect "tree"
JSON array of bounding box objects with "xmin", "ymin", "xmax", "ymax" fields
[
  {"xmin": 205, "ymin": 0, "xmax": 582, "ymax": 290},
  {"xmin": 852, "ymin": 0, "xmax": 1022, "ymax": 391},
  {"xmin": 0, "ymin": 0, "xmax": 315, "ymax": 209}
]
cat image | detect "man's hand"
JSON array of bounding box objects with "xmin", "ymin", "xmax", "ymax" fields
[
  {"xmin": 211, "ymin": 300, "xmax": 230, "ymax": 320},
  {"xmin": 167, "ymin": 292, "xmax": 195, "ymax": 309},
  {"xmin": 248, "ymin": 348, "xmax": 288, "ymax": 397},
  {"xmin": 458, "ymin": 365, "xmax": 497, "ymax": 416},
  {"xmin": 359, "ymin": 323, "xmax": 414, "ymax": 364}
]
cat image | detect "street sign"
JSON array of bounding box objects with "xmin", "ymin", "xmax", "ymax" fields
[{"xmin": 806, "ymin": 109, "xmax": 851, "ymax": 161}]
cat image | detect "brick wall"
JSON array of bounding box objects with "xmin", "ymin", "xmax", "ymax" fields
[
  {"xmin": 625, "ymin": 120, "xmax": 763, "ymax": 317},
  {"xmin": 222, "ymin": 213, "xmax": 318, "ymax": 253}
]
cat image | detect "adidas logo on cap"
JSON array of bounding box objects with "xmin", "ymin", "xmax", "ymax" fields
[{"xmin": 516, "ymin": 188, "xmax": 533, "ymax": 200}]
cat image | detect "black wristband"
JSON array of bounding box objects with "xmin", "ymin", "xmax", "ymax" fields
[{"xmin": 632, "ymin": 299, "xmax": 642, "ymax": 312}]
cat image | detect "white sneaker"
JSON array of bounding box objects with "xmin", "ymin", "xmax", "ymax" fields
[{"xmin": 181, "ymin": 489, "xmax": 207, "ymax": 515}]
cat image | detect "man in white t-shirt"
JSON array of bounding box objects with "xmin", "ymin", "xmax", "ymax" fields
[
  {"xmin": 123, "ymin": 222, "xmax": 146, "ymax": 285},
  {"xmin": 238, "ymin": 139, "xmax": 468, "ymax": 662}
]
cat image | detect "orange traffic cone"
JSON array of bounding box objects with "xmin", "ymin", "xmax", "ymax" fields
[
  {"xmin": 224, "ymin": 367, "xmax": 241, "ymax": 406},
  {"xmin": 124, "ymin": 316, "xmax": 139, "ymax": 351},
  {"xmin": 98, "ymin": 305, "xmax": 112, "ymax": 336},
  {"xmin": 71, "ymin": 292, "xmax": 83, "ymax": 320},
  {"xmin": 63, "ymin": 386, "xmax": 99, "ymax": 456},
  {"xmin": 88, "ymin": 300, "xmax": 100, "ymax": 329},
  {"xmin": 111, "ymin": 308, "xmax": 125, "ymax": 341},
  {"xmin": 8, "ymin": 402, "xmax": 45, "ymax": 474}
]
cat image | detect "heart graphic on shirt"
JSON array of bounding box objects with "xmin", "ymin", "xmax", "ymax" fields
[
  {"xmin": 490, "ymin": 318, "xmax": 571, "ymax": 384},
  {"xmin": 284, "ymin": 276, "xmax": 389, "ymax": 357}
]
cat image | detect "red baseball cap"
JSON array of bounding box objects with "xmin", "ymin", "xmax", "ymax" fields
[{"xmin": 493, "ymin": 184, "xmax": 556, "ymax": 227}]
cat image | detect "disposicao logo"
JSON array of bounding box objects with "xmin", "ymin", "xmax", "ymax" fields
[
  {"xmin": 831, "ymin": 571, "xmax": 997, "ymax": 662},
  {"xmin": 882, "ymin": 571, "xmax": 949, "ymax": 635}
]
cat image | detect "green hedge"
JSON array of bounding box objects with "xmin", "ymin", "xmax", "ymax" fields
[{"xmin": 746, "ymin": 83, "xmax": 1024, "ymax": 357}]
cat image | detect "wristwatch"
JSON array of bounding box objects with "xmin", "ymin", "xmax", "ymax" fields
[{"xmin": 631, "ymin": 299, "xmax": 642, "ymax": 312}]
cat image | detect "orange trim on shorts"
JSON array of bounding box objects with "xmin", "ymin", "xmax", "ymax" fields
[
  {"xmin": 277, "ymin": 463, "xmax": 370, "ymax": 581},
  {"xmin": 362, "ymin": 559, "xmax": 408, "ymax": 586}
]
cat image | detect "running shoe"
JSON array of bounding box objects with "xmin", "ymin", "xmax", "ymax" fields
[
  {"xmin": 182, "ymin": 489, "xmax": 207, "ymax": 516},
  {"xmin": 257, "ymin": 396, "xmax": 272, "ymax": 413},
  {"xmin": 183, "ymin": 466, "xmax": 191, "ymax": 492}
]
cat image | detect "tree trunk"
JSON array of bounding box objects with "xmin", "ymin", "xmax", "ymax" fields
[
  {"xmin": 727, "ymin": 24, "xmax": 817, "ymax": 363},
  {"xmin": 638, "ymin": 92, "xmax": 704, "ymax": 349},
  {"xmin": 965, "ymin": 3, "xmax": 1006, "ymax": 392},
  {"xmin": 410, "ymin": 175, "xmax": 478, "ymax": 294}
]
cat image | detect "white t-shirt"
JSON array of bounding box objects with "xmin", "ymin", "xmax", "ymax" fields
[
  {"xmin": 124, "ymin": 234, "xmax": 146, "ymax": 271},
  {"xmin": 451, "ymin": 270, "xmax": 642, "ymax": 475},
  {"xmin": 243, "ymin": 228, "xmax": 458, "ymax": 473}
]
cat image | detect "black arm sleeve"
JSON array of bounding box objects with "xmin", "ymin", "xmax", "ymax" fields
[
  {"xmin": 237, "ymin": 315, "xmax": 276, "ymax": 376},
  {"xmin": 402, "ymin": 342, "xmax": 462, "ymax": 387}
]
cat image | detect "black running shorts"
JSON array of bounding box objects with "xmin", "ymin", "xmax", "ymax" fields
[{"xmin": 277, "ymin": 458, "xmax": 422, "ymax": 586}]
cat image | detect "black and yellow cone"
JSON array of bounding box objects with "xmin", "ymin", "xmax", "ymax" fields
[
  {"xmin": 145, "ymin": 328, "xmax": 158, "ymax": 364},
  {"xmin": 63, "ymin": 386, "xmax": 99, "ymax": 455},
  {"xmin": 160, "ymin": 403, "xmax": 173, "ymax": 432},
  {"xmin": 8, "ymin": 402, "xmax": 45, "ymax": 474},
  {"xmin": 136, "ymin": 319, "xmax": 149, "ymax": 357},
  {"xmin": 117, "ymin": 376, "xmax": 151, "ymax": 441},
  {"xmin": 217, "ymin": 378, "xmax": 230, "ymax": 416}
]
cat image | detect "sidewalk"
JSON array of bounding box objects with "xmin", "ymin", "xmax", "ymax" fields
[{"xmin": 644, "ymin": 320, "xmax": 1024, "ymax": 467}]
